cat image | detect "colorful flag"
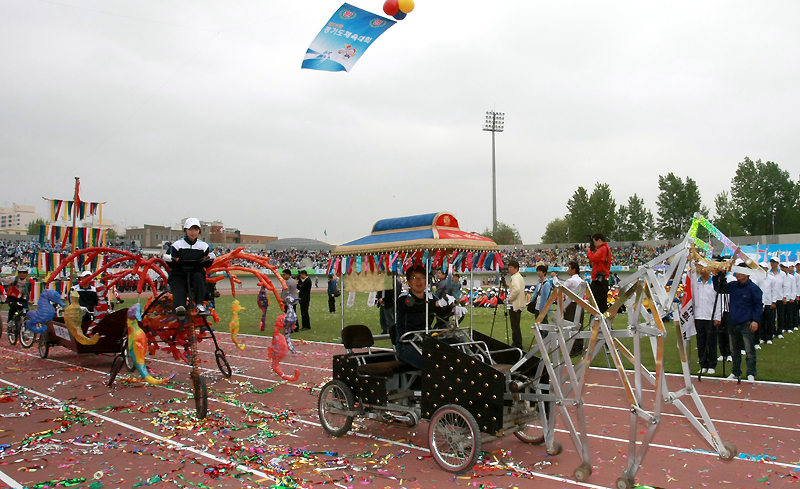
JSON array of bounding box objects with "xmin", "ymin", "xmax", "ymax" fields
[
  {"xmin": 679, "ymin": 273, "xmax": 696, "ymax": 340},
  {"xmin": 302, "ymin": 3, "xmax": 395, "ymax": 73}
]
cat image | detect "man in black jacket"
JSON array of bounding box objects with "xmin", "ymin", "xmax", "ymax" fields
[{"xmin": 297, "ymin": 270, "xmax": 312, "ymax": 330}]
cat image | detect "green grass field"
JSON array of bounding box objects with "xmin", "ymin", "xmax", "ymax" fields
[{"xmin": 100, "ymin": 291, "xmax": 800, "ymax": 384}]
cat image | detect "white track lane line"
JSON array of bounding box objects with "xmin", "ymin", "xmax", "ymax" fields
[{"xmin": 0, "ymin": 377, "xmax": 278, "ymax": 485}]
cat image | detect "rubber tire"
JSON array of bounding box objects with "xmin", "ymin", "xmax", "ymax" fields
[
  {"xmin": 720, "ymin": 441, "xmax": 738, "ymax": 461},
  {"xmin": 514, "ymin": 400, "xmax": 549, "ymax": 445},
  {"xmin": 37, "ymin": 331, "xmax": 49, "ymax": 358},
  {"xmin": 123, "ymin": 340, "xmax": 136, "ymax": 372},
  {"xmin": 8, "ymin": 318, "xmax": 18, "ymax": 345},
  {"xmin": 215, "ymin": 350, "xmax": 232, "ymax": 378},
  {"xmin": 547, "ymin": 441, "xmax": 563, "ymax": 456},
  {"xmin": 108, "ymin": 355, "xmax": 123, "ymax": 387},
  {"xmin": 194, "ymin": 375, "xmax": 208, "ymax": 419},
  {"xmin": 20, "ymin": 319, "xmax": 36, "ymax": 348},
  {"xmin": 428, "ymin": 404, "xmax": 482, "ymax": 474},
  {"xmin": 318, "ymin": 380, "xmax": 355, "ymax": 437},
  {"xmin": 574, "ymin": 462, "xmax": 592, "ymax": 482},
  {"xmin": 616, "ymin": 474, "xmax": 635, "ymax": 489}
]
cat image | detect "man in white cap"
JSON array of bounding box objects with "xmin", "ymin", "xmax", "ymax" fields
[
  {"xmin": 794, "ymin": 261, "xmax": 800, "ymax": 331},
  {"xmin": 715, "ymin": 259, "xmax": 761, "ymax": 382},
  {"xmin": 752, "ymin": 262, "xmax": 774, "ymax": 348},
  {"xmin": 71, "ymin": 270, "xmax": 99, "ymax": 314}
]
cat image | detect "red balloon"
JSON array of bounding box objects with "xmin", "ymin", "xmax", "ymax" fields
[{"xmin": 383, "ymin": 0, "xmax": 399, "ymax": 16}]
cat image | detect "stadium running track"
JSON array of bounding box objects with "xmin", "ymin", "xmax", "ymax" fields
[{"xmin": 1, "ymin": 310, "xmax": 799, "ymax": 489}]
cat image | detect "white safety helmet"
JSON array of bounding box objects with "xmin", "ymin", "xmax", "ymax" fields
[
  {"xmin": 183, "ymin": 217, "xmax": 201, "ymax": 230},
  {"xmin": 17, "ymin": 265, "xmax": 29, "ymax": 273},
  {"xmin": 80, "ymin": 270, "xmax": 92, "ymax": 278}
]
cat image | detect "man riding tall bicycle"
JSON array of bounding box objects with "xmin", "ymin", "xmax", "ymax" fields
[{"xmin": 1, "ymin": 265, "xmax": 33, "ymax": 339}]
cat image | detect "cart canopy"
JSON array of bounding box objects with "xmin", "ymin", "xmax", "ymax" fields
[{"xmin": 332, "ymin": 212, "xmax": 499, "ymax": 256}]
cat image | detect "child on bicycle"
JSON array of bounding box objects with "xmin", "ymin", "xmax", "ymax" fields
[
  {"xmin": 1, "ymin": 266, "xmax": 33, "ymax": 325},
  {"xmin": 163, "ymin": 218, "xmax": 215, "ymax": 316}
]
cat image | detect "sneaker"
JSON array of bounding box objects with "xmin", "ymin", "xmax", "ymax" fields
[
  {"xmin": 726, "ymin": 374, "xmax": 738, "ymax": 380},
  {"xmin": 726, "ymin": 356, "xmax": 733, "ymax": 362},
  {"xmin": 741, "ymin": 350, "xmax": 746, "ymax": 355},
  {"xmin": 794, "ymin": 327, "xmax": 798, "ymax": 331},
  {"xmin": 175, "ymin": 306, "xmax": 186, "ymax": 317},
  {"xmin": 787, "ymin": 329, "xmax": 794, "ymax": 333},
  {"xmin": 707, "ymin": 368, "xmax": 715, "ymax": 375},
  {"xmin": 760, "ymin": 339, "xmax": 765, "ymax": 344},
  {"xmin": 747, "ymin": 375, "xmax": 755, "ymax": 381},
  {"xmin": 196, "ymin": 304, "xmax": 209, "ymax": 317},
  {"xmin": 259, "ymin": 321, "xmax": 265, "ymax": 332},
  {"xmin": 755, "ymin": 344, "xmax": 762, "ymax": 350},
  {"xmin": 717, "ymin": 355, "xmax": 724, "ymax": 362},
  {"xmin": 700, "ymin": 368, "xmax": 708, "ymax": 374},
  {"xmin": 778, "ymin": 334, "xmax": 784, "ymax": 339},
  {"xmin": 767, "ymin": 340, "xmax": 773, "ymax": 345}
]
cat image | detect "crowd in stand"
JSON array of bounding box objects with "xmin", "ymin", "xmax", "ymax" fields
[{"xmin": 506, "ymin": 243, "xmax": 669, "ymax": 269}]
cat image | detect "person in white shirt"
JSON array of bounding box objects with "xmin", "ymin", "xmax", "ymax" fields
[
  {"xmin": 779, "ymin": 262, "xmax": 794, "ymax": 337},
  {"xmin": 753, "ymin": 262, "xmax": 774, "ymax": 347},
  {"xmin": 794, "ymin": 262, "xmax": 800, "ymax": 331},
  {"xmin": 768, "ymin": 257, "xmax": 788, "ymax": 339},
  {"xmin": 506, "ymin": 259, "xmax": 526, "ymax": 350},
  {"xmin": 563, "ymin": 261, "xmax": 586, "ymax": 356},
  {"xmin": 694, "ymin": 266, "xmax": 720, "ymax": 375}
]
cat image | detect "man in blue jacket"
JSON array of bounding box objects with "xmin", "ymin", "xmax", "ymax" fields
[{"xmin": 715, "ymin": 260, "xmax": 762, "ymax": 381}]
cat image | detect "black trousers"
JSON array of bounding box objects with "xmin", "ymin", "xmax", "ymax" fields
[
  {"xmin": 509, "ymin": 308, "xmax": 522, "ymax": 349},
  {"xmin": 299, "ymin": 299, "xmax": 311, "ymax": 329},
  {"xmin": 776, "ymin": 301, "xmax": 787, "ymax": 335},
  {"xmin": 169, "ymin": 272, "xmax": 206, "ymax": 310},
  {"xmin": 695, "ymin": 319, "xmax": 717, "ymax": 369},
  {"xmin": 328, "ymin": 295, "xmax": 336, "ymax": 313},
  {"xmin": 590, "ymin": 279, "xmax": 609, "ymax": 313},
  {"xmin": 760, "ymin": 306, "xmax": 775, "ymax": 342},
  {"xmin": 717, "ymin": 313, "xmax": 731, "ymax": 357}
]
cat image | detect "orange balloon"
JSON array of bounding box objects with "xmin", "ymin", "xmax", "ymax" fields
[{"xmin": 398, "ymin": 0, "xmax": 414, "ymax": 14}]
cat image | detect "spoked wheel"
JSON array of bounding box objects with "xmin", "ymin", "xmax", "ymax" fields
[
  {"xmin": 215, "ymin": 350, "xmax": 232, "ymax": 378},
  {"xmin": 123, "ymin": 340, "xmax": 136, "ymax": 372},
  {"xmin": 514, "ymin": 400, "xmax": 550, "ymax": 444},
  {"xmin": 108, "ymin": 355, "xmax": 124, "ymax": 387},
  {"xmin": 38, "ymin": 331, "xmax": 50, "ymax": 359},
  {"xmin": 8, "ymin": 318, "xmax": 18, "ymax": 345},
  {"xmin": 428, "ymin": 404, "xmax": 482, "ymax": 474},
  {"xmin": 20, "ymin": 320, "xmax": 36, "ymax": 348},
  {"xmin": 193, "ymin": 375, "xmax": 208, "ymax": 419},
  {"xmin": 318, "ymin": 380, "xmax": 355, "ymax": 437}
]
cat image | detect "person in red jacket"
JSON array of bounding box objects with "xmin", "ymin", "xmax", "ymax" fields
[{"xmin": 585, "ymin": 233, "xmax": 612, "ymax": 313}]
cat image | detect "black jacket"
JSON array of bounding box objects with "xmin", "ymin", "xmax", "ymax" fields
[{"xmin": 297, "ymin": 276, "xmax": 312, "ymax": 301}]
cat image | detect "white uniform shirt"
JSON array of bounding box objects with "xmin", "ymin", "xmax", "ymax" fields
[
  {"xmin": 753, "ymin": 272, "xmax": 773, "ymax": 307},
  {"xmin": 795, "ymin": 270, "xmax": 800, "ymax": 300},
  {"xmin": 769, "ymin": 269, "xmax": 788, "ymax": 303},
  {"xmin": 693, "ymin": 275, "xmax": 718, "ymax": 320},
  {"xmin": 563, "ymin": 273, "xmax": 583, "ymax": 307}
]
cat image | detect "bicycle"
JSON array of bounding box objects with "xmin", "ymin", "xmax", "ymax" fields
[{"xmin": 7, "ymin": 301, "xmax": 35, "ymax": 348}]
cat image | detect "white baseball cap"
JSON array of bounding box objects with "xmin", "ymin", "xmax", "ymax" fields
[{"xmin": 183, "ymin": 217, "xmax": 201, "ymax": 229}]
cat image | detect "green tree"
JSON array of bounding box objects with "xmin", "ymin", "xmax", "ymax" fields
[
  {"xmin": 729, "ymin": 157, "xmax": 800, "ymax": 235},
  {"xmin": 713, "ymin": 190, "xmax": 746, "ymax": 237},
  {"xmin": 27, "ymin": 218, "xmax": 46, "ymax": 236},
  {"xmin": 480, "ymin": 221, "xmax": 522, "ymax": 245},
  {"xmin": 587, "ymin": 183, "xmax": 616, "ymax": 239},
  {"xmin": 656, "ymin": 173, "xmax": 707, "ymax": 239},
  {"xmin": 105, "ymin": 228, "xmax": 118, "ymax": 240},
  {"xmin": 616, "ymin": 194, "xmax": 655, "ymax": 241},
  {"xmin": 565, "ymin": 186, "xmax": 591, "ymax": 242},
  {"xmin": 541, "ymin": 217, "xmax": 569, "ymax": 244}
]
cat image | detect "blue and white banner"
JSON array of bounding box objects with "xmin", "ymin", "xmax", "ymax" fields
[{"xmin": 302, "ymin": 3, "xmax": 395, "ymax": 72}]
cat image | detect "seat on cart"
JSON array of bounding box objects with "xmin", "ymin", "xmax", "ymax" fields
[{"xmin": 342, "ymin": 324, "xmax": 416, "ymax": 378}]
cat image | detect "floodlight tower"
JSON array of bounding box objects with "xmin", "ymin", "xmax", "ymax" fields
[{"xmin": 483, "ymin": 111, "xmax": 504, "ymax": 237}]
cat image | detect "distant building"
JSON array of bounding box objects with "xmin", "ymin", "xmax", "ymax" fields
[
  {"xmin": 125, "ymin": 220, "xmax": 278, "ymax": 250},
  {"xmin": 264, "ymin": 238, "xmax": 333, "ymax": 251},
  {"xmin": 125, "ymin": 224, "xmax": 185, "ymax": 249},
  {"xmin": 0, "ymin": 204, "xmax": 42, "ymax": 235}
]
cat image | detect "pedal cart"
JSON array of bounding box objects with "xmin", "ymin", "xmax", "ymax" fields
[{"xmin": 317, "ymin": 212, "xmax": 555, "ymax": 473}]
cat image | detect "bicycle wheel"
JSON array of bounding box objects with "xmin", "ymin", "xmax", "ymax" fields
[
  {"xmin": 215, "ymin": 350, "xmax": 232, "ymax": 378},
  {"xmin": 318, "ymin": 380, "xmax": 355, "ymax": 437},
  {"xmin": 38, "ymin": 331, "xmax": 50, "ymax": 359},
  {"xmin": 108, "ymin": 355, "xmax": 123, "ymax": 387},
  {"xmin": 20, "ymin": 319, "xmax": 36, "ymax": 348},
  {"xmin": 514, "ymin": 400, "xmax": 550, "ymax": 445},
  {"xmin": 8, "ymin": 317, "xmax": 18, "ymax": 345},
  {"xmin": 428, "ymin": 404, "xmax": 482, "ymax": 474},
  {"xmin": 193, "ymin": 375, "xmax": 208, "ymax": 419},
  {"xmin": 123, "ymin": 340, "xmax": 136, "ymax": 372}
]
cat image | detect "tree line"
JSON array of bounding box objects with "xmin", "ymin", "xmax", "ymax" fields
[{"xmin": 538, "ymin": 157, "xmax": 800, "ymax": 244}]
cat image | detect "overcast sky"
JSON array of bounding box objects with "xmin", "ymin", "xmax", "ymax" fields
[{"xmin": 3, "ymin": 1, "xmax": 799, "ymax": 244}]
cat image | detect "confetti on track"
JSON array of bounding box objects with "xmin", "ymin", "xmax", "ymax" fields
[{"xmin": 2, "ymin": 327, "xmax": 800, "ymax": 489}]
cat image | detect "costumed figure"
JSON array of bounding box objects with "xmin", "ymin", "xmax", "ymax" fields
[
  {"xmin": 229, "ymin": 299, "xmax": 246, "ymax": 350},
  {"xmin": 257, "ymin": 285, "xmax": 269, "ymax": 332},
  {"xmin": 127, "ymin": 303, "xmax": 176, "ymax": 385},
  {"xmin": 63, "ymin": 290, "xmax": 100, "ymax": 345},
  {"xmin": 25, "ymin": 289, "xmax": 65, "ymax": 334},
  {"xmin": 267, "ymin": 313, "xmax": 300, "ymax": 381}
]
